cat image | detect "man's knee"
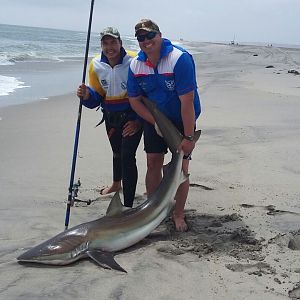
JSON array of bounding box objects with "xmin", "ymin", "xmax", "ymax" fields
[
  {"xmin": 147, "ymin": 153, "xmax": 164, "ymax": 172},
  {"xmin": 121, "ymin": 151, "xmax": 136, "ymax": 167}
]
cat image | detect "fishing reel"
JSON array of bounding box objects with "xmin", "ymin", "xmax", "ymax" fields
[{"xmin": 71, "ymin": 178, "xmax": 92, "ymax": 206}]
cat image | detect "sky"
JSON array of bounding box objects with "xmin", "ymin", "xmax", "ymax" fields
[{"xmin": 0, "ymin": 0, "xmax": 300, "ymax": 45}]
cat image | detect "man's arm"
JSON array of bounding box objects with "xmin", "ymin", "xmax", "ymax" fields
[
  {"xmin": 129, "ymin": 96, "xmax": 155, "ymax": 125},
  {"xmin": 76, "ymin": 58, "xmax": 104, "ymax": 109},
  {"xmin": 180, "ymin": 90, "xmax": 195, "ymax": 137},
  {"xmin": 179, "ymin": 90, "xmax": 196, "ymax": 155},
  {"xmin": 127, "ymin": 60, "xmax": 156, "ymax": 125}
]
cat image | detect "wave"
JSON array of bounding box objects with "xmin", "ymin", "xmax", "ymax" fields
[
  {"xmin": 0, "ymin": 52, "xmax": 79, "ymax": 65},
  {"xmin": 0, "ymin": 54, "xmax": 14, "ymax": 65},
  {"xmin": 13, "ymin": 54, "xmax": 67, "ymax": 63}
]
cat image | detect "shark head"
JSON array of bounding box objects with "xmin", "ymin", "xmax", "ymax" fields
[{"xmin": 17, "ymin": 227, "xmax": 89, "ymax": 265}]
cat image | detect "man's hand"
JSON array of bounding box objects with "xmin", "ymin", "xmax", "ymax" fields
[
  {"xmin": 77, "ymin": 83, "xmax": 90, "ymax": 100},
  {"xmin": 122, "ymin": 120, "xmax": 141, "ymax": 137},
  {"xmin": 178, "ymin": 138, "xmax": 195, "ymax": 157}
]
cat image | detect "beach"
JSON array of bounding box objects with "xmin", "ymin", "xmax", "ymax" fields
[{"xmin": 0, "ymin": 42, "xmax": 300, "ymax": 299}]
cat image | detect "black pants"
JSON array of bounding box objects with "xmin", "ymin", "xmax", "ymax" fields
[{"xmin": 105, "ymin": 121, "xmax": 142, "ymax": 208}]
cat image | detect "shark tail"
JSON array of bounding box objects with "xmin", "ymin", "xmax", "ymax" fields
[{"xmin": 193, "ymin": 130, "xmax": 201, "ymax": 142}]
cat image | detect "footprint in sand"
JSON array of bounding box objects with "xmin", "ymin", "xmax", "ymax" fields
[
  {"xmin": 289, "ymin": 285, "xmax": 300, "ymax": 299},
  {"xmin": 225, "ymin": 262, "xmax": 276, "ymax": 276},
  {"xmin": 240, "ymin": 203, "xmax": 300, "ymax": 216},
  {"xmin": 189, "ymin": 183, "xmax": 214, "ymax": 190}
]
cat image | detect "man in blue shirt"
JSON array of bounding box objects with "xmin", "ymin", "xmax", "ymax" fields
[{"xmin": 127, "ymin": 19, "xmax": 201, "ymax": 231}]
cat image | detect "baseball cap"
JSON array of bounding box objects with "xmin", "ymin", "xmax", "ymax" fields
[
  {"xmin": 135, "ymin": 19, "xmax": 160, "ymax": 36},
  {"xmin": 100, "ymin": 27, "xmax": 120, "ymax": 40}
]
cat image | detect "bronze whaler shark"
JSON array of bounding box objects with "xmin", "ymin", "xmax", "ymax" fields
[{"xmin": 17, "ymin": 97, "xmax": 201, "ymax": 272}]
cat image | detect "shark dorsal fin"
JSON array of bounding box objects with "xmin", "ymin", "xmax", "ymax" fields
[{"xmin": 106, "ymin": 191, "xmax": 128, "ymax": 217}]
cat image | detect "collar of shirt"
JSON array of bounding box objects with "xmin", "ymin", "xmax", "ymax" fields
[
  {"xmin": 137, "ymin": 38, "xmax": 173, "ymax": 63},
  {"xmin": 100, "ymin": 47, "xmax": 127, "ymax": 65}
]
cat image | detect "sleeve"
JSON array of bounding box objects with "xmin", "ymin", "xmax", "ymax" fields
[
  {"xmin": 81, "ymin": 87, "xmax": 103, "ymax": 109},
  {"xmin": 174, "ymin": 52, "xmax": 197, "ymax": 96},
  {"xmin": 88, "ymin": 59, "xmax": 106, "ymax": 97},
  {"xmin": 81, "ymin": 59, "xmax": 104, "ymax": 109},
  {"xmin": 127, "ymin": 64, "xmax": 143, "ymax": 97}
]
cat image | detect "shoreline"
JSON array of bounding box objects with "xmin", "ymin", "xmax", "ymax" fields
[{"xmin": 0, "ymin": 59, "xmax": 84, "ymax": 108}]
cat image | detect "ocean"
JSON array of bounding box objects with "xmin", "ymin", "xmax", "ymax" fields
[{"xmin": 0, "ymin": 24, "xmax": 139, "ymax": 107}]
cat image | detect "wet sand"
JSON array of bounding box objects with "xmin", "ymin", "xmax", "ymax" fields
[{"xmin": 0, "ymin": 42, "xmax": 300, "ymax": 299}]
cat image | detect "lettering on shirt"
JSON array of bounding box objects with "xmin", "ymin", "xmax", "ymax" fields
[{"xmin": 139, "ymin": 81, "xmax": 148, "ymax": 91}]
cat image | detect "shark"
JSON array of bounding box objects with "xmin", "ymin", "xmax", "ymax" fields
[{"xmin": 17, "ymin": 97, "xmax": 201, "ymax": 272}]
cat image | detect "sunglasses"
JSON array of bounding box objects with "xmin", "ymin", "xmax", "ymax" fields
[{"xmin": 136, "ymin": 31, "xmax": 157, "ymax": 42}]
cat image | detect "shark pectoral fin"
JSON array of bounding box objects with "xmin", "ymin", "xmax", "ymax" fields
[
  {"xmin": 106, "ymin": 191, "xmax": 128, "ymax": 217},
  {"xmin": 87, "ymin": 250, "xmax": 127, "ymax": 273}
]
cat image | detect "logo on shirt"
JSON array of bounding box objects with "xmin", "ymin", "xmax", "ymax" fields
[
  {"xmin": 165, "ymin": 80, "xmax": 175, "ymax": 91},
  {"xmin": 139, "ymin": 82, "xmax": 148, "ymax": 91},
  {"xmin": 121, "ymin": 82, "xmax": 127, "ymax": 90},
  {"xmin": 101, "ymin": 79, "xmax": 108, "ymax": 88}
]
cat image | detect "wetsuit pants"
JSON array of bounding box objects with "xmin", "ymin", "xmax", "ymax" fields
[{"xmin": 105, "ymin": 121, "xmax": 143, "ymax": 207}]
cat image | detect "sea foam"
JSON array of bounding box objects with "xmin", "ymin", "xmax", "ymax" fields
[{"xmin": 0, "ymin": 75, "xmax": 29, "ymax": 96}]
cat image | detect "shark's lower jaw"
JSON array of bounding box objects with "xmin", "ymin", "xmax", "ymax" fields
[{"xmin": 18, "ymin": 253, "xmax": 88, "ymax": 265}]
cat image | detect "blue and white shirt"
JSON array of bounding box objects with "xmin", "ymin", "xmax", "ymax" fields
[
  {"xmin": 127, "ymin": 39, "xmax": 201, "ymax": 123},
  {"xmin": 83, "ymin": 47, "xmax": 136, "ymax": 113}
]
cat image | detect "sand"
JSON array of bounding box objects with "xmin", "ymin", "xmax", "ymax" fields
[{"xmin": 0, "ymin": 43, "xmax": 300, "ymax": 299}]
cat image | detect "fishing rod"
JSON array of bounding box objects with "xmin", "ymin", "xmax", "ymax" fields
[{"xmin": 64, "ymin": 0, "xmax": 95, "ymax": 230}]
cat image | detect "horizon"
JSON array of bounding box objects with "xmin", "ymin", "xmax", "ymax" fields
[{"xmin": 2, "ymin": 22, "xmax": 300, "ymax": 49}]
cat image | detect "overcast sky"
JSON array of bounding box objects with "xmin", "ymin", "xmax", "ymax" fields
[{"xmin": 1, "ymin": 0, "xmax": 300, "ymax": 45}]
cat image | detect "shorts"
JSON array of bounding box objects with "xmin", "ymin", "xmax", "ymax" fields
[{"xmin": 143, "ymin": 121, "xmax": 192, "ymax": 160}]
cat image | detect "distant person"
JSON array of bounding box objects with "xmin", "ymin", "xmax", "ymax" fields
[
  {"xmin": 127, "ymin": 19, "xmax": 201, "ymax": 231},
  {"xmin": 77, "ymin": 27, "xmax": 142, "ymax": 207}
]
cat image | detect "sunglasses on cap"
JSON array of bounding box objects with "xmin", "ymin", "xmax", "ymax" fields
[{"xmin": 136, "ymin": 31, "xmax": 157, "ymax": 42}]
